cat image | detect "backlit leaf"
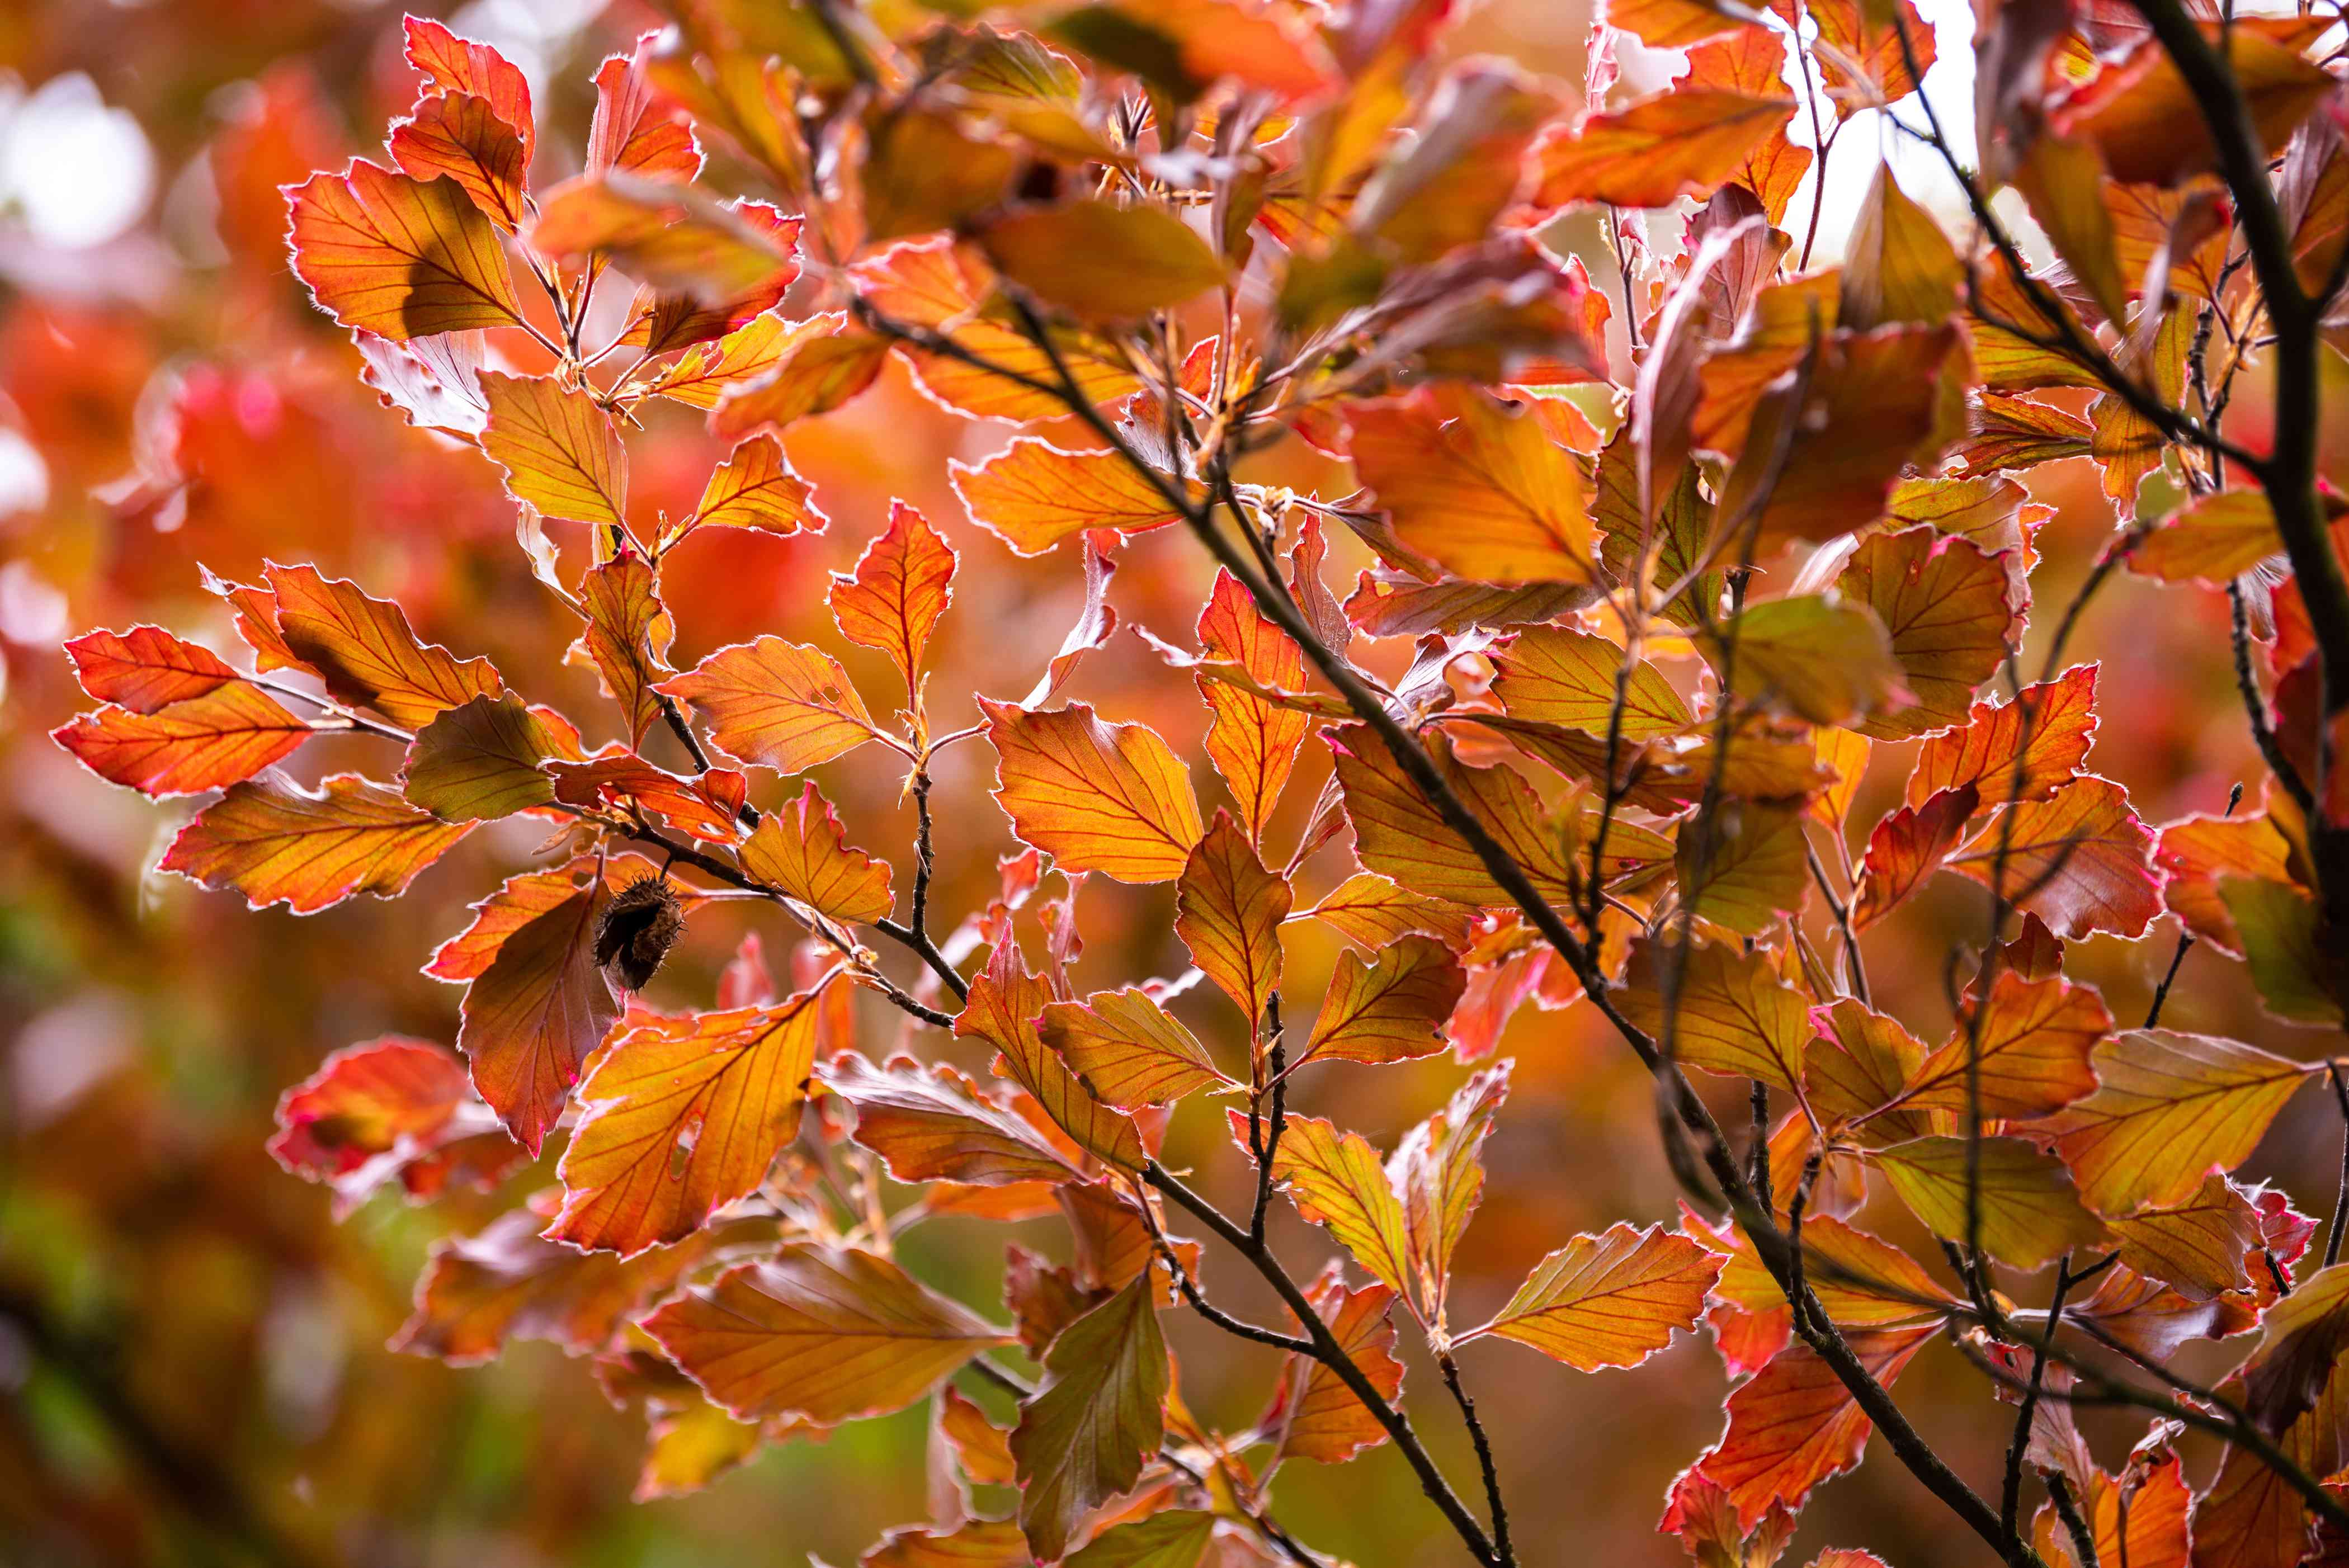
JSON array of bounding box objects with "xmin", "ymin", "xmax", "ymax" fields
[
  {"xmin": 162, "ymin": 771, "xmax": 472, "ymax": 916},
  {"xmin": 479, "ymin": 372, "xmax": 628, "ymax": 527},
  {"xmin": 1531, "ymin": 91, "xmax": 1794, "ymax": 210},
  {"xmin": 575, "ymin": 551, "xmax": 672, "ymax": 749},
  {"xmin": 1874, "ymin": 1136, "xmax": 2108, "ymax": 1270},
  {"xmin": 1619, "ymin": 938, "xmax": 1808, "ymax": 1092},
  {"xmin": 828, "ymin": 500, "xmax": 957, "ymax": 691},
  {"xmin": 2128, "ymin": 489, "xmax": 2287, "ymax": 585},
  {"xmin": 979, "ymin": 199, "xmax": 1224, "ymax": 321},
  {"xmin": 691, "ymin": 434, "xmax": 823, "ymax": 535},
  {"xmin": 982, "ymin": 699, "xmax": 1202, "ymax": 884},
  {"xmin": 265, "ymin": 562, "xmax": 502, "ymax": 726},
  {"xmin": 1173, "ymin": 813, "xmax": 1290, "ymax": 1025},
  {"xmin": 1330, "ymin": 727, "xmax": 1578, "ymax": 906},
  {"xmin": 658, "ymin": 637, "xmax": 878, "ymax": 774},
  {"xmin": 738, "ymin": 781, "xmax": 894, "ymax": 925},
  {"xmin": 1908, "ymin": 665, "xmax": 2098, "ymax": 809},
  {"xmin": 1690, "ymin": 1325, "xmax": 1937, "ymax": 1528},
  {"xmin": 1258, "ymin": 1113, "xmax": 1413, "ymax": 1298},
  {"xmin": 1883, "ymin": 970, "xmax": 2111, "ymax": 1121},
  {"xmin": 284, "ymin": 161, "xmax": 522, "ymax": 338},
  {"xmin": 389, "ymin": 92, "xmax": 527, "ymax": 231},
  {"xmin": 55, "ymin": 684, "xmax": 310, "ymax": 797},
  {"xmin": 547, "ymin": 990, "xmax": 826, "ymax": 1255},
  {"xmin": 1851, "ymin": 785, "xmax": 1975, "ymax": 931},
  {"xmin": 1465, "ymin": 1222, "xmax": 1720, "ymax": 1371},
  {"xmin": 2050, "ymin": 1030, "xmax": 2318, "ymax": 1216},
  {"xmin": 402, "ymin": 692, "xmax": 558, "ymax": 821},
  {"xmin": 1268, "ymin": 1276, "xmax": 1404, "ymax": 1466},
  {"xmin": 819, "ymin": 1052, "xmax": 1077, "ymax": 1190},
  {"xmin": 63, "ymin": 625, "xmax": 239, "ymax": 713},
  {"xmin": 950, "ymin": 438, "xmax": 1198, "ymax": 556},
  {"xmin": 1295, "ymin": 934, "xmax": 1466, "ymax": 1070},
  {"xmin": 1040, "ymin": 988, "xmax": 1232, "ymax": 1108},
  {"xmin": 1491, "ymin": 625, "xmax": 1689, "ymax": 739},
  {"xmin": 646, "ymin": 1244, "xmax": 1011, "ymax": 1425},
  {"xmin": 1838, "ymin": 527, "xmax": 2022, "ymax": 742},
  {"xmin": 1010, "ymin": 1273, "xmax": 1168, "ymax": 1562},
  {"xmin": 531, "ymin": 175, "xmax": 799, "ymax": 306},
  {"xmin": 1343, "ymin": 388, "xmax": 1598, "ymax": 585},
  {"xmin": 956, "ymin": 940, "xmax": 1144, "ymax": 1172},
  {"xmin": 1947, "ymin": 776, "xmax": 2161, "ymax": 940},
  {"xmin": 456, "ymin": 882, "xmax": 618, "ymax": 1155},
  {"xmin": 1195, "ymin": 572, "xmax": 1310, "ymax": 843},
  {"xmin": 1294, "ymin": 872, "xmax": 1480, "ymax": 952}
]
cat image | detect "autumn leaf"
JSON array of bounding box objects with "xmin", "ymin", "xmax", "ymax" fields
[
  {"xmin": 646, "ymin": 1245, "xmax": 1011, "ymax": 1425},
  {"xmin": 1878, "ymin": 970, "xmax": 2111, "ymax": 1122},
  {"xmin": 1619, "ymin": 939, "xmax": 1809, "ymax": 1092},
  {"xmin": 1393, "ymin": 1064, "xmax": 1510, "ymax": 1325},
  {"xmin": 1839, "ymin": 162, "xmax": 1961, "ymax": 331},
  {"xmin": 980, "ymin": 198, "xmax": 1224, "ymax": 321},
  {"xmin": 1256, "ymin": 1112, "xmax": 1413, "ymax": 1299},
  {"xmin": 1873, "ymin": 1136, "xmax": 2108, "ymax": 1270},
  {"xmin": 1294, "ymin": 935, "xmax": 1467, "ymax": 1070},
  {"xmin": 2128, "ymin": 489, "xmax": 2288, "ymax": 585},
  {"xmin": 402, "ymin": 692, "xmax": 558, "ymax": 820},
  {"xmin": 574, "ymin": 552, "xmax": 672, "ymax": 749},
  {"xmin": 1463, "ymin": 1223, "xmax": 1721, "ymax": 1371},
  {"xmin": 264, "ymin": 562, "xmax": 502, "ymax": 726},
  {"xmin": 389, "ymin": 92, "xmax": 527, "ymax": 231},
  {"xmin": 1531, "ymin": 90, "xmax": 1794, "ymax": 210},
  {"xmin": 657, "ymin": 637, "xmax": 879, "ymax": 774},
  {"xmin": 956, "ymin": 939, "xmax": 1145, "ymax": 1172},
  {"xmin": 1040, "ymin": 988, "xmax": 1232, "ymax": 1108},
  {"xmin": 267, "ymin": 1037, "xmax": 516, "ymax": 1217},
  {"xmin": 546, "ymin": 989, "xmax": 827, "ymax": 1255},
  {"xmin": 1908, "ymin": 665, "xmax": 2100, "ymax": 809},
  {"xmin": 818, "ymin": 1052, "xmax": 1079, "ymax": 1189},
  {"xmin": 1194, "ymin": 573, "xmax": 1310, "ymax": 843},
  {"xmin": 1675, "ymin": 801, "xmax": 1810, "ymax": 937},
  {"xmin": 586, "ymin": 33, "xmax": 700, "ymax": 184},
  {"xmin": 1947, "ymin": 776, "xmax": 2162, "ymax": 940},
  {"xmin": 1330, "ymin": 727, "xmax": 1578, "ymax": 907},
  {"xmin": 690, "ymin": 434, "xmax": 823, "ymax": 535},
  {"xmin": 162, "ymin": 772, "xmax": 473, "ymax": 915},
  {"xmin": 1294, "ymin": 872, "xmax": 1479, "ymax": 952},
  {"xmin": 1343, "ymin": 387, "xmax": 1598, "ymax": 584},
  {"xmin": 1837, "ymin": 526, "xmax": 2021, "ymax": 742},
  {"xmin": 950, "ymin": 437, "xmax": 1198, "ymax": 556},
  {"xmin": 456, "ymin": 882, "xmax": 620, "ymax": 1155},
  {"xmin": 710, "ymin": 320, "xmax": 892, "ymax": 436},
  {"xmin": 55, "ymin": 683, "xmax": 311, "ymax": 798},
  {"xmin": 479, "ymin": 372, "xmax": 629, "ymax": 527},
  {"xmin": 1173, "ymin": 813, "xmax": 1290, "ymax": 1026},
  {"xmin": 1712, "ymin": 595, "xmax": 1909, "ymax": 729},
  {"xmin": 2221, "ymin": 876, "xmax": 2347, "ymax": 1026},
  {"xmin": 1045, "ymin": 0, "xmax": 1336, "ymax": 103},
  {"xmin": 2059, "ymin": 17, "xmax": 2332, "ymax": 187},
  {"xmin": 284, "ymin": 160, "xmax": 523, "ymax": 338},
  {"xmin": 403, "ymin": 15, "xmax": 534, "ymax": 157},
  {"xmin": 738, "ymin": 781, "xmax": 894, "ymax": 925},
  {"xmin": 63, "ymin": 625, "xmax": 240, "ymax": 712},
  {"xmin": 1268, "ymin": 1275, "xmax": 1404, "ymax": 1466},
  {"xmin": 1010, "ymin": 1272, "xmax": 1169, "ymax": 1561},
  {"xmin": 828, "ymin": 500, "xmax": 957, "ymax": 692},
  {"xmin": 1690, "ymin": 1325, "xmax": 1938, "ymax": 1528},
  {"xmin": 1490, "ymin": 626, "xmax": 1690, "ymax": 739},
  {"xmin": 981, "ymin": 699, "xmax": 1202, "ymax": 884},
  {"xmin": 531, "ymin": 175, "xmax": 799, "ymax": 307},
  {"xmin": 2049, "ymin": 1030, "xmax": 2318, "ymax": 1216}
]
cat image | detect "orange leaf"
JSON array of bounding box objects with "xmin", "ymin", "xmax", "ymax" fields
[
  {"xmin": 1331, "ymin": 726, "xmax": 1578, "ymax": 906},
  {"xmin": 819, "ymin": 1052, "xmax": 1079, "ymax": 1188},
  {"xmin": 574, "ymin": 552, "xmax": 672, "ymax": 749},
  {"xmin": 979, "ymin": 197, "xmax": 1225, "ymax": 320},
  {"xmin": 645, "ymin": 1244, "xmax": 1011, "ymax": 1424},
  {"xmin": 547, "ymin": 989, "xmax": 828, "ymax": 1255},
  {"xmin": 389, "ymin": 92, "xmax": 527, "ymax": 231},
  {"xmin": 1343, "ymin": 387, "xmax": 1598, "ymax": 584},
  {"xmin": 479, "ymin": 371, "xmax": 628, "ymax": 527},
  {"xmin": 645, "ymin": 313, "xmax": 820, "ymax": 410},
  {"xmin": 738, "ymin": 780, "xmax": 894, "ymax": 924},
  {"xmin": 530, "ymin": 174, "xmax": 799, "ymax": 307},
  {"xmin": 2157, "ymin": 808, "xmax": 2298, "ymax": 956},
  {"xmin": 1492, "ymin": 625, "xmax": 1689, "ymax": 739},
  {"xmin": 1711, "ymin": 596, "xmax": 1909, "ymax": 729},
  {"xmin": 1393, "ymin": 1064, "xmax": 1510, "ymax": 1324},
  {"xmin": 1874, "ymin": 1136, "xmax": 2108, "ymax": 1269},
  {"xmin": 957, "ymin": 940, "xmax": 1144, "ymax": 1172},
  {"xmin": 1256, "ymin": 1112, "xmax": 1413, "ymax": 1299},
  {"xmin": 691, "ymin": 434, "xmax": 823, "ymax": 535},
  {"xmin": 1619, "ymin": 938, "xmax": 1808, "ymax": 1092},
  {"xmin": 1044, "ymin": 0, "xmax": 1336, "ymax": 104},
  {"xmin": 1294, "ymin": 934, "xmax": 1466, "ymax": 1070},
  {"xmin": 1948, "ymin": 776, "xmax": 2162, "ymax": 940},
  {"xmin": 1909, "ymin": 664, "xmax": 2099, "ymax": 809},
  {"xmin": 828, "ymin": 500, "xmax": 957, "ymax": 691},
  {"xmin": 982, "ymin": 699, "xmax": 1202, "ymax": 884},
  {"xmin": 1268, "ymin": 1275, "xmax": 1404, "ymax": 1466},
  {"xmin": 402, "ymin": 691, "xmax": 559, "ymax": 821},
  {"xmin": 1838, "ymin": 526, "xmax": 2022, "ymax": 742},
  {"xmin": 1195, "ymin": 572, "xmax": 1310, "ymax": 842},
  {"xmin": 1010, "ymin": 1271, "xmax": 1169, "ymax": 1561},
  {"xmin": 587, "ymin": 34, "xmax": 701, "ymax": 183},
  {"xmin": 657, "ymin": 637, "xmax": 878, "ymax": 774},
  {"xmin": 456, "ymin": 882, "xmax": 619, "ymax": 1155},
  {"xmin": 1675, "ymin": 801, "xmax": 1810, "ymax": 937},
  {"xmin": 161, "ymin": 771, "xmax": 472, "ymax": 916},
  {"xmin": 1839, "ymin": 161, "xmax": 1961, "ymax": 330},
  {"xmin": 64, "ymin": 625, "xmax": 240, "ymax": 712},
  {"xmin": 951, "ymin": 437, "xmax": 1196, "ymax": 556},
  {"xmin": 426, "ymin": 863, "xmax": 604, "ymax": 981},
  {"xmin": 268, "ymin": 1037, "xmax": 516, "ymax": 1217},
  {"xmin": 55, "ymin": 683, "xmax": 310, "ymax": 797},
  {"xmin": 1531, "ymin": 90, "xmax": 1794, "ymax": 210},
  {"xmin": 1040, "ymin": 988, "xmax": 1232, "ymax": 1108},
  {"xmin": 710, "ymin": 319, "xmax": 891, "ymax": 437},
  {"xmin": 403, "ymin": 16, "xmax": 534, "ymax": 157},
  {"xmin": 1463, "ymin": 1222, "xmax": 1721, "ymax": 1371},
  {"xmin": 284, "ymin": 160, "xmax": 522, "ymax": 339},
  {"xmin": 264, "ymin": 561, "xmax": 502, "ymax": 726},
  {"xmin": 2059, "ymin": 18, "xmax": 2331, "ymax": 187},
  {"xmin": 1294, "ymin": 872, "xmax": 1479, "ymax": 952},
  {"xmin": 1883, "ymin": 970, "xmax": 2112, "ymax": 1121},
  {"xmin": 1851, "ymin": 785, "xmax": 1977, "ymax": 931},
  {"xmin": 2049, "ymin": 1030, "xmax": 2317, "ymax": 1216},
  {"xmin": 1174, "ymin": 812, "xmax": 1290, "ymax": 1026},
  {"xmin": 2127, "ymin": 489, "xmax": 2287, "ymax": 585},
  {"xmin": 1690, "ymin": 1325, "xmax": 1937, "ymax": 1528}
]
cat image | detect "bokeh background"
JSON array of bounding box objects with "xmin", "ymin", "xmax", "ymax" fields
[{"xmin": 1, "ymin": 2, "xmax": 2344, "ymax": 1565}]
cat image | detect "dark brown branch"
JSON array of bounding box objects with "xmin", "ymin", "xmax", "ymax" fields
[{"xmin": 1437, "ymin": 1350, "xmax": 1515, "ymax": 1568}]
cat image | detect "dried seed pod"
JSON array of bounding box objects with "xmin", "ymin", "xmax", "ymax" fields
[{"xmin": 596, "ymin": 876, "xmax": 685, "ymax": 991}]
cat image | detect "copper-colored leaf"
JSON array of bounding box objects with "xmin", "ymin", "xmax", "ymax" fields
[
  {"xmin": 264, "ymin": 561, "xmax": 502, "ymax": 726},
  {"xmin": 1618, "ymin": 939, "xmax": 1808, "ymax": 1092},
  {"xmin": 547, "ymin": 990, "xmax": 826, "ymax": 1255},
  {"xmin": 1850, "ymin": 785, "xmax": 1977, "ymax": 931},
  {"xmin": 161, "ymin": 771, "xmax": 472, "ymax": 915},
  {"xmin": 1257, "ymin": 1112, "xmax": 1412, "ymax": 1297},
  {"xmin": 957, "ymin": 940, "xmax": 1144, "ymax": 1171},
  {"xmin": 1464, "ymin": 1222, "xmax": 1721, "ymax": 1371},
  {"xmin": 1874, "ymin": 1135, "xmax": 2108, "ymax": 1270},
  {"xmin": 479, "ymin": 371, "xmax": 628, "ymax": 527},
  {"xmin": 402, "ymin": 691, "xmax": 558, "ymax": 821},
  {"xmin": 1838, "ymin": 526, "xmax": 2023, "ymax": 742},
  {"xmin": 1174, "ymin": 812, "xmax": 1290, "ymax": 1024},
  {"xmin": 1331, "ymin": 726, "xmax": 1578, "ymax": 906},
  {"xmin": 646, "ymin": 1244, "xmax": 1010, "ymax": 1425},
  {"xmin": 1909, "ymin": 664, "xmax": 2098, "ymax": 809},
  {"xmin": 1295, "ymin": 934, "xmax": 1466, "ymax": 1070},
  {"xmin": 456, "ymin": 882, "xmax": 619, "ymax": 1155},
  {"xmin": 1948, "ymin": 776, "xmax": 2162, "ymax": 940},
  {"xmin": 1041, "ymin": 988, "xmax": 1232, "ymax": 1108},
  {"xmin": 1194, "ymin": 572, "xmax": 1310, "ymax": 842},
  {"xmin": 55, "ymin": 684, "xmax": 310, "ymax": 797},
  {"xmin": 1268, "ymin": 1275, "xmax": 1404, "ymax": 1466},
  {"xmin": 951, "ymin": 438, "xmax": 1196, "ymax": 556},
  {"xmin": 829, "ymin": 499, "xmax": 957, "ymax": 691},
  {"xmin": 64, "ymin": 625, "xmax": 240, "ymax": 713},
  {"xmin": 2128, "ymin": 489, "xmax": 2287, "ymax": 585},
  {"xmin": 739, "ymin": 781, "xmax": 894, "ymax": 924},
  {"xmin": 389, "ymin": 92, "xmax": 527, "ymax": 231},
  {"xmin": 1491, "ymin": 625, "xmax": 1689, "ymax": 739},
  {"xmin": 1689, "ymin": 1325, "xmax": 1938, "ymax": 1528},
  {"xmin": 284, "ymin": 160, "xmax": 522, "ymax": 338},
  {"xmin": 982, "ymin": 699, "xmax": 1202, "ymax": 884},
  {"xmin": 2050, "ymin": 1030, "xmax": 2317, "ymax": 1217},
  {"xmin": 575, "ymin": 551, "xmax": 672, "ymax": 749},
  {"xmin": 1010, "ymin": 1272, "xmax": 1169, "ymax": 1561},
  {"xmin": 691, "ymin": 434, "xmax": 823, "ymax": 535},
  {"xmin": 1344, "ymin": 388, "xmax": 1598, "ymax": 585},
  {"xmin": 979, "ymin": 199, "xmax": 1224, "ymax": 321},
  {"xmin": 820, "ymin": 1052, "xmax": 1079, "ymax": 1189},
  {"xmin": 657, "ymin": 637, "xmax": 878, "ymax": 774},
  {"xmin": 1531, "ymin": 90, "xmax": 1795, "ymax": 210},
  {"xmin": 1295, "ymin": 872, "xmax": 1479, "ymax": 951}
]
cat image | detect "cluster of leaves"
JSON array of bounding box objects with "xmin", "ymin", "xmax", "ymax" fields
[{"xmin": 44, "ymin": 1, "xmax": 2349, "ymax": 1565}]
